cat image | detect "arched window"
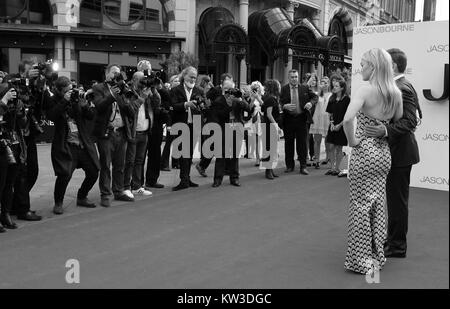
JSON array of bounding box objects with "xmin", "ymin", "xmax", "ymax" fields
[
  {"xmin": 79, "ymin": 0, "xmax": 168, "ymax": 31},
  {"xmin": 328, "ymin": 17, "xmax": 348, "ymax": 55},
  {"xmin": 0, "ymin": 0, "xmax": 51, "ymax": 25}
]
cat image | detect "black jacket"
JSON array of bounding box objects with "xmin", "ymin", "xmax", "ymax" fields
[
  {"xmin": 91, "ymin": 82, "xmax": 139, "ymax": 141},
  {"xmin": 387, "ymin": 77, "xmax": 421, "ymax": 167},
  {"xmin": 46, "ymin": 92, "xmax": 100, "ymax": 177},
  {"xmin": 169, "ymin": 84, "xmax": 204, "ymax": 125},
  {"xmin": 280, "ymin": 84, "xmax": 318, "ymax": 126}
]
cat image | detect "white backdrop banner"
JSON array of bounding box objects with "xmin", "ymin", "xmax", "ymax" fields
[{"xmin": 351, "ymin": 21, "xmax": 449, "ymax": 191}]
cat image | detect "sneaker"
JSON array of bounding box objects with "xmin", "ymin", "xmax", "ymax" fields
[
  {"xmin": 123, "ymin": 190, "xmax": 135, "ymax": 199},
  {"xmin": 132, "ymin": 187, "xmax": 153, "ymax": 196}
]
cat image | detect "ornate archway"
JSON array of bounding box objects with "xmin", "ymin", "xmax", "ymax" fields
[{"xmin": 328, "ymin": 7, "xmax": 353, "ymax": 57}]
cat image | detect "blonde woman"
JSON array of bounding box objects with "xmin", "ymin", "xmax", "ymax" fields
[
  {"xmin": 309, "ymin": 78, "xmax": 332, "ymax": 169},
  {"xmin": 343, "ymin": 48, "xmax": 403, "ymax": 275},
  {"xmin": 249, "ymin": 81, "xmax": 264, "ymax": 166}
]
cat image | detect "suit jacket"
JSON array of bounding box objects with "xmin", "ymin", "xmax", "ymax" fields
[
  {"xmin": 280, "ymin": 84, "xmax": 318, "ymax": 126},
  {"xmin": 209, "ymin": 93, "xmax": 251, "ymax": 126},
  {"xmin": 46, "ymin": 92, "xmax": 100, "ymax": 176},
  {"xmin": 169, "ymin": 84, "xmax": 204, "ymax": 124},
  {"xmin": 387, "ymin": 77, "xmax": 420, "ymax": 167},
  {"xmin": 91, "ymin": 82, "xmax": 139, "ymax": 141}
]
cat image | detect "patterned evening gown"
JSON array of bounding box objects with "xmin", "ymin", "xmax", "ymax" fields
[{"xmin": 345, "ymin": 112, "xmax": 391, "ymax": 274}]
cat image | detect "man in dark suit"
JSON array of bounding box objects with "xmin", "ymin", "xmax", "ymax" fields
[
  {"xmin": 92, "ymin": 64, "xmax": 140, "ymax": 207},
  {"xmin": 209, "ymin": 77, "xmax": 251, "ymax": 187},
  {"xmin": 46, "ymin": 76, "xmax": 100, "ymax": 215},
  {"xmin": 280, "ymin": 69, "xmax": 318, "ymax": 175},
  {"xmin": 169, "ymin": 66, "xmax": 202, "ymax": 191},
  {"xmin": 366, "ymin": 48, "xmax": 421, "ymax": 258}
]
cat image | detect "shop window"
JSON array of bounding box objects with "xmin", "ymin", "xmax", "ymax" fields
[
  {"xmin": 0, "ymin": 0, "xmax": 51, "ymax": 25},
  {"xmin": 79, "ymin": 0, "xmax": 168, "ymax": 32}
]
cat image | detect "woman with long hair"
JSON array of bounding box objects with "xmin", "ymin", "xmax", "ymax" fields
[
  {"xmin": 249, "ymin": 81, "xmax": 265, "ymax": 166},
  {"xmin": 261, "ymin": 80, "xmax": 281, "ymax": 180},
  {"xmin": 343, "ymin": 48, "xmax": 403, "ymax": 275},
  {"xmin": 325, "ymin": 79, "xmax": 350, "ymax": 176},
  {"xmin": 309, "ymin": 77, "xmax": 332, "ymax": 169}
]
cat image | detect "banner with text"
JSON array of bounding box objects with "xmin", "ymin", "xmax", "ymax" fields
[{"xmin": 351, "ymin": 21, "xmax": 449, "ymax": 191}]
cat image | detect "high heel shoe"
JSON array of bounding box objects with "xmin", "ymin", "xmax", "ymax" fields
[
  {"xmin": 265, "ymin": 169, "xmax": 274, "ymax": 180},
  {"xmin": 272, "ymin": 170, "xmax": 279, "ymax": 178}
]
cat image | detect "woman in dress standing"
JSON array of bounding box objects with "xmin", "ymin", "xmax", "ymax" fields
[
  {"xmin": 261, "ymin": 80, "xmax": 281, "ymax": 180},
  {"xmin": 343, "ymin": 48, "xmax": 403, "ymax": 275},
  {"xmin": 325, "ymin": 79, "xmax": 350, "ymax": 176},
  {"xmin": 309, "ymin": 78, "xmax": 332, "ymax": 169}
]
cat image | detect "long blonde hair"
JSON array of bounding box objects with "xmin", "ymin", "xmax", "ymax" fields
[{"xmin": 362, "ymin": 48, "xmax": 402, "ymax": 117}]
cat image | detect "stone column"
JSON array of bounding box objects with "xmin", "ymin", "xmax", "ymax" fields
[
  {"xmin": 284, "ymin": 1, "xmax": 300, "ymax": 83},
  {"xmin": 239, "ymin": 0, "xmax": 249, "ymax": 87}
]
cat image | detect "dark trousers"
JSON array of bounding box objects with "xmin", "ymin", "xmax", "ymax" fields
[
  {"xmin": 214, "ymin": 158, "xmax": 239, "ymax": 181},
  {"xmin": 385, "ymin": 165, "xmax": 412, "ymax": 252},
  {"xmin": 97, "ymin": 130, "xmax": 127, "ymax": 198},
  {"xmin": 283, "ymin": 121, "xmax": 308, "ymax": 169},
  {"xmin": 12, "ymin": 135, "xmax": 39, "ymax": 215},
  {"xmin": 0, "ymin": 159, "xmax": 20, "ymax": 215},
  {"xmin": 54, "ymin": 144, "xmax": 98, "ymax": 204},
  {"xmin": 177, "ymin": 124, "xmax": 194, "ymax": 185},
  {"xmin": 161, "ymin": 131, "xmax": 179, "ymax": 168},
  {"xmin": 124, "ymin": 132, "xmax": 148, "ymax": 191},
  {"xmin": 199, "ymin": 129, "xmax": 213, "ymax": 170},
  {"xmin": 145, "ymin": 124, "xmax": 164, "ymax": 186}
]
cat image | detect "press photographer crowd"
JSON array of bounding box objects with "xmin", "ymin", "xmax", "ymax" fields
[{"xmin": 0, "ymin": 50, "xmax": 419, "ymax": 274}]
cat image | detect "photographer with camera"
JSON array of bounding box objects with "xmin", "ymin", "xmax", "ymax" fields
[
  {"xmin": 169, "ymin": 66, "xmax": 203, "ymax": 191},
  {"xmin": 122, "ymin": 71, "xmax": 155, "ymax": 197},
  {"xmin": 2, "ymin": 59, "xmax": 53, "ymax": 221},
  {"xmin": 92, "ymin": 64, "xmax": 140, "ymax": 207},
  {"xmin": 0, "ymin": 84, "xmax": 28, "ymax": 231},
  {"xmin": 144, "ymin": 74, "xmax": 170, "ymax": 190},
  {"xmin": 210, "ymin": 75, "xmax": 252, "ymax": 188},
  {"xmin": 195, "ymin": 73, "xmax": 230, "ymax": 177},
  {"xmin": 45, "ymin": 77, "xmax": 100, "ymax": 215}
]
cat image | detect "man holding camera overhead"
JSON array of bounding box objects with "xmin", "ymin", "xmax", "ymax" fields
[
  {"xmin": 46, "ymin": 76, "xmax": 100, "ymax": 215},
  {"xmin": 92, "ymin": 64, "xmax": 140, "ymax": 207}
]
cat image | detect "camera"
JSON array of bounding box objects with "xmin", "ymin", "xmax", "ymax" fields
[
  {"xmin": 225, "ymin": 88, "xmax": 243, "ymax": 98},
  {"xmin": 70, "ymin": 88, "xmax": 85, "ymax": 104},
  {"xmin": 33, "ymin": 59, "xmax": 59, "ymax": 82},
  {"xmin": 107, "ymin": 72, "xmax": 135, "ymax": 98},
  {"xmin": 0, "ymin": 121, "xmax": 17, "ymax": 165},
  {"xmin": 140, "ymin": 70, "xmax": 162, "ymax": 88}
]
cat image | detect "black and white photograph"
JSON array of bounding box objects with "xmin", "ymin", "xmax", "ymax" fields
[{"xmin": 0, "ymin": 0, "xmax": 448, "ymax": 296}]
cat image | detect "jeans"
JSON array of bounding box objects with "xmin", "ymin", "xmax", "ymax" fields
[
  {"xmin": 145, "ymin": 124, "xmax": 163, "ymax": 186},
  {"xmin": 54, "ymin": 144, "xmax": 99, "ymax": 204},
  {"xmin": 124, "ymin": 132, "xmax": 148, "ymax": 191},
  {"xmin": 97, "ymin": 130, "xmax": 127, "ymax": 199}
]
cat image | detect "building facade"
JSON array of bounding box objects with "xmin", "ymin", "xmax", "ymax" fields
[{"xmin": 0, "ymin": 0, "xmax": 416, "ymax": 88}]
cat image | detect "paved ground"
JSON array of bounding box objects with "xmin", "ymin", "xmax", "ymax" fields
[{"xmin": 0, "ymin": 144, "xmax": 448, "ymax": 289}]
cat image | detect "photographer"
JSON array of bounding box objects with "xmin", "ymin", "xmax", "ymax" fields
[
  {"xmin": 0, "ymin": 84, "xmax": 28, "ymax": 231},
  {"xmin": 195, "ymin": 73, "xmax": 230, "ymax": 177},
  {"xmin": 4, "ymin": 59, "xmax": 52, "ymax": 221},
  {"xmin": 144, "ymin": 75, "xmax": 170, "ymax": 190},
  {"xmin": 123, "ymin": 71, "xmax": 154, "ymax": 197},
  {"xmin": 92, "ymin": 64, "xmax": 140, "ymax": 207},
  {"xmin": 210, "ymin": 77, "xmax": 252, "ymax": 188},
  {"xmin": 169, "ymin": 66, "xmax": 203, "ymax": 191},
  {"xmin": 45, "ymin": 77, "xmax": 100, "ymax": 215}
]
